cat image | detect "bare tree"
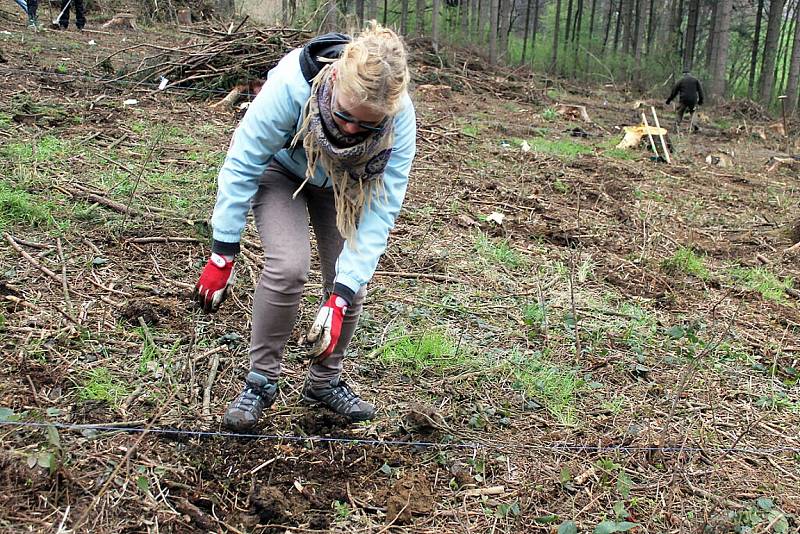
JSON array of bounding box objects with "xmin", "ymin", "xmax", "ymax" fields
[
  {"xmin": 551, "ymin": 0, "xmax": 562, "ymax": 70},
  {"xmin": 460, "ymin": 0, "xmax": 470, "ymax": 42},
  {"xmin": 401, "ymin": 0, "xmax": 409, "ymax": 34},
  {"xmin": 499, "ymin": 0, "xmax": 512, "ymax": 60},
  {"xmin": 709, "ymin": 0, "xmax": 733, "ymax": 100},
  {"xmin": 786, "ymin": 0, "xmax": 800, "ymax": 113},
  {"xmin": 682, "ymin": 0, "xmax": 700, "ymax": 71},
  {"xmin": 759, "ymin": 0, "xmax": 786, "ymax": 104},
  {"xmin": 416, "ymin": 0, "xmax": 425, "ymax": 35},
  {"xmin": 748, "ymin": 0, "xmax": 765, "ymax": 99},
  {"xmin": 431, "ymin": 0, "xmax": 440, "ymax": 50},
  {"xmin": 490, "ymin": 0, "xmax": 499, "ymax": 63},
  {"xmin": 521, "ymin": 0, "xmax": 534, "ymax": 63}
]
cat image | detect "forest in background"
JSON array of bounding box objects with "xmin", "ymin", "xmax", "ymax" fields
[{"xmin": 258, "ymin": 0, "xmax": 800, "ymax": 113}]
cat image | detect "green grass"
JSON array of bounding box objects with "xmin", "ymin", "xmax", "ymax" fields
[
  {"xmin": 505, "ymin": 350, "xmax": 582, "ymax": 426},
  {"xmin": 475, "ymin": 233, "xmax": 525, "ymax": 269},
  {"xmin": 2, "ymin": 136, "xmax": 70, "ymax": 162},
  {"xmin": 661, "ymin": 247, "xmax": 709, "ymax": 279},
  {"xmin": 0, "ymin": 182, "xmax": 53, "ymax": 231},
  {"xmin": 603, "ymin": 147, "xmax": 638, "ymax": 160},
  {"xmin": 728, "ymin": 266, "xmax": 794, "ymax": 302},
  {"xmin": 379, "ymin": 331, "xmax": 470, "ymax": 372},
  {"xmin": 78, "ymin": 368, "xmax": 129, "ymax": 405},
  {"xmin": 541, "ymin": 107, "xmax": 558, "ymax": 121},
  {"xmin": 526, "ymin": 137, "xmax": 592, "ymax": 159}
]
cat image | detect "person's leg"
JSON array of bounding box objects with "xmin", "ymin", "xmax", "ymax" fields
[
  {"xmin": 59, "ymin": 0, "xmax": 70, "ymax": 29},
  {"xmin": 301, "ymin": 186, "xmax": 374, "ymax": 421},
  {"xmin": 675, "ymin": 103, "xmax": 686, "ymax": 132},
  {"xmin": 304, "ymin": 187, "xmax": 367, "ymax": 386},
  {"xmin": 248, "ymin": 163, "xmax": 312, "ymax": 381},
  {"xmin": 74, "ymin": 0, "xmax": 85, "ymax": 29},
  {"xmin": 689, "ymin": 107, "xmax": 698, "ymax": 132},
  {"xmin": 26, "ymin": 0, "xmax": 38, "ymax": 22},
  {"xmin": 223, "ymin": 162, "xmax": 312, "ymax": 431}
]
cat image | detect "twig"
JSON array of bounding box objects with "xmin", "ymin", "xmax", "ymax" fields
[
  {"xmin": 121, "ymin": 128, "xmax": 166, "ymax": 232},
  {"xmin": 5, "ymin": 233, "xmax": 64, "ymax": 285},
  {"xmin": 373, "ymin": 270, "xmax": 467, "ymax": 284},
  {"xmin": 56, "ymin": 238, "xmax": 75, "ymax": 319},
  {"xmin": 202, "ymin": 352, "xmax": 221, "ymax": 418}
]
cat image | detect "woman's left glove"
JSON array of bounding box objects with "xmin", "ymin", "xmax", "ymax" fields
[
  {"xmin": 305, "ymin": 293, "xmax": 349, "ymax": 359},
  {"xmin": 192, "ymin": 253, "xmax": 235, "ymax": 313}
]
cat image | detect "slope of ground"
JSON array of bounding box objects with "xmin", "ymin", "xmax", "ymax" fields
[{"xmin": 1, "ymin": 12, "xmax": 799, "ymax": 534}]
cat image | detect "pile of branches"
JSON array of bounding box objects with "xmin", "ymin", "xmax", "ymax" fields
[
  {"xmin": 98, "ymin": 25, "xmax": 309, "ymax": 93},
  {"xmin": 718, "ymin": 98, "xmax": 772, "ymax": 121}
]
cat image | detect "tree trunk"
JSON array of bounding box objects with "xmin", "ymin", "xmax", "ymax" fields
[
  {"xmin": 415, "ymin": 0, "xmax": 425, "ymax": 35},
  {"xmin": 623, "ymin": 0, "xmax": 633, "ymax": 54},
  {"xmin": 573, "ymin": 0, "xmax": 584, "ymax": 76},
  {"xmin": 471, "ymin": 0, "xmax": 480, "ymax": 40},
  {"xmin": 645, "ymin": 0, "xmax": 656, "ymax": 54},
  {"xmin": 357, "ymin": 0, "xmax": 365, "ymax": 26},
  {"xmin": 633, "ymin": 0, "xmax": 643, "ymax": 84},
  {"xmin": 521, "ymin": 0, "xmax": 533, "ymax": 63},
  {"xmin": 531, "ymin": 0, "xmax": 541, "ymax": 64},
  {"xmin": 366, "ymin": 0, "xmax": 377, "ymax": 20},
  {"xmin": 499, "ymin": 0, "xmax": 512, "ymax": 60},
  {"xmin": 460, "ymin": 0, "xmax": 469, "ymax": 42},
  {"xmin": 776, "ymin": 0, "xmax": 798, "ymax": 95},
  {"xmin": 709, "ymin": 0, "xmax": 733, "ymax": 100},
  {"xmin": 613, "ymin": 0, "xmax": 623, "ymax": 52},
  {"xmin": 589, "ymin": 0, "xmax": 598, "ymax": 44},
  {"xmin": 490, "ymin": 0, "xmax": 499, "ymax": 63},
  {"xmin": 787, "ymin": 0, "xmax": 800, "ymax": 113},
  {"xmin": 603, "ymin": 0, "xmax": 615, "ymax": 52},
  {"xmin": 431, "ymin": 0, "xmax": 440, "ymax": 51},
  {"xmin": 323, "ymin": 0, "xmax": 337, "ymax": 30},
  {"xmin": 564, "ymin": 0, "xmax": 574, "ymax": 51},
  {"xmin": 759, "ymin": 0, "xmax": 785, "ymax": 104},
  {"xmin": 681, "ymin": 0, "xmax": 699, "ymax": 71},
  {"xmin": 704, "ymin": 2, "xmax": 718, "ymax": 72},
  {"xmin": 748, "ymin": 0, "xmax": 765, "ymax": 99},
  {"xmin": 551, "ymin": 0, "xmax": 562, "ymax": 71},
  {"xmin": 401, "ymin": 0, "xmax": 409, "ymax": 34}
]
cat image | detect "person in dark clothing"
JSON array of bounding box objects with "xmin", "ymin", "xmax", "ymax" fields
[
  {"xmin": 25, "ymin": 0, "xmax": 40, "ymax": 30},
  {"xmin": 57, "ymin": 0, "xmax": 85, "ymax": 30},
  {"xmin": 666, "ymin": 70, "xmax": 704, "ymax": 133}
]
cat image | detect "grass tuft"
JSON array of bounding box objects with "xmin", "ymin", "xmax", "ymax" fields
[
  {"xmin": 78, "ymin": 368, "xmax": 129, "ymax": 406},
  {"xmin": 379, "ymin": 331, "xmax": 470, "ymax": 372},
  {"xmin": 505, "ymin": 350, "xmax": 582, "ymax": 426},
  {"xmin": 661, "ymin": 247, "xmax": 709, "ymax": 279},
  {"xmin": 0, "ymin": 182, "xmax": 52, "ymax": 231},
  {"xmin": 526, "ymin": 137, "xmax": 591, "ymax": 159},
  {"xmin": 475, "ymin": 233, "xmax": 525, "ymax": 269},
  {"xmin": 728, "ymin": 266, "xmax": 793, "ymax": 302}
]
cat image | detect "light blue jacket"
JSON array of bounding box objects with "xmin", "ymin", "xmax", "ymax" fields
[{"xmin": 210, "ymin": 48, "xmax": 417, "ymax": 296}]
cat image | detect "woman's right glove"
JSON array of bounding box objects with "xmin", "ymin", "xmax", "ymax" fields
[{"xmin": 192, "ymin": 253, "xmax": 235, "ymax": 313}]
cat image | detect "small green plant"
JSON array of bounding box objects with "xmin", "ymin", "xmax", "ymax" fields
[
  {"xmin": 461, "ymin": 124, "xmax": 479, "ymax": 136},
  {"xmin": 661, "ymin": 247, "xmax": 709, "ymax": 279},
  {"xmin": 380, "ymin": 330, "xmax": 470, "ymax": 372},
  {"xmin": 0, "ymin": 183, "xmax": 53, "ymax": 231},
  {"xmin": 79, "ymin": 368, "xmax": 129, "ymax": 405},
  {"xmin": 332, "ymin": 500, "xmax": 351, "ymax": 519},
  {"xmin": 553, "ymin": 179, "xmax": 570, "ymax": 193},
  {"xmin": 527, "ymin": 137, "xmax": 592, "ymax": 159},
  {"xmin": 603, "ymin": 148, "xmax": 638, "ymax": 160},
  {"xmin": 55, "ymin": 64, "xmax": 68, "ymax": 74},
  {"xmin": 475, "ymin": 232, "xmax": 525, "ymax": 269},
  {"xmin": 505, "ymin": 350, "xmax": 582, "ymax": 426},
  {"xmin": 542, "ymin": 107, "xmax": 558, "ymax": 121},
  {"xmin": 523, "ymin": 302, "xmax": 548, "ymax": 329},
  {"xmin": 728, "ymin": 266, "xmax": 793, "ymax": 301}
]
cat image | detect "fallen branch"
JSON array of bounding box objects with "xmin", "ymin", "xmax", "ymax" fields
[
  {"xmin": 373, "ymin": 270, "xmax": 467, "ymax": 284},
  {"xmin": 202, "ymin": 352, "xmax": 221, "ymax": 418}
]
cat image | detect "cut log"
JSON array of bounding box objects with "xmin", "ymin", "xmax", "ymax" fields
[
  {"xmin": 102, "ymin": 13, "xmax": 137, "ymax": 30},
  {"xmin": 417, "ymin": 84, "xmax": 452, "ymax": 100},
  {"xmin": 555, "ymin": 104, "xmax": 591, "ymax": 122},
  {"xmin": 177, "ymin": 8, "xmax": 192, "ymax": 25},
  {"xmin": 705, "ymin": 152, "xmax": 734, "ymax": 167},
  {"xmin": 616, "ymin": 125, "xmax": 668, "ymax": 149}
]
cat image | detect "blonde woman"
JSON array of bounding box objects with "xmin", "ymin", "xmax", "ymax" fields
[{"xmin": 192, "ymin": 23, "xmax": 416, "ymax": 430}]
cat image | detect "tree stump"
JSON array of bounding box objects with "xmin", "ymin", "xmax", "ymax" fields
[
  {"xmin": 101, "ymin": 13, "xmax": 137, "ymax": 30},
  {"xmin": 177, "ymin": 8, "xmax": 192, "ymax": 25}
]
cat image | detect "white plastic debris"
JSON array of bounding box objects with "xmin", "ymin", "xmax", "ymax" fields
[
  {"xmin": 238, "ymin": 101, "xmax": 250, "ymax": 110},
  {"xmin": 521, "ymin": 140, "xmax": 531, "ymax": 152},
  {"xmin": 122, "ymin": 99, "xmax": 138, "ymax": 106},
  {"xmin": 486, "ymin": 212, "xmax": 505, "ymax": 225},
  {"xmin": 158, "ymin": 76, "xmax": 168, "ymax": 90},
  {"xmin": 88, "ymin": 39, "xmax": 96, "ymax": 46},
  {"xmin": 1, "ymin": 31, "xmax": 13, "ymax": 36}
]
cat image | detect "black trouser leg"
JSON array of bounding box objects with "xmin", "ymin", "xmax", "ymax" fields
[
  {"xmin": 59, "ymin": 0, "xmax": 70, "ymax": 28},
  {"xmin": 27, "ymin": 0, "xmax": 38, "ymax": 19},
  {"xmin": 74, "ymin": 0, "xmax": 85, "ymax": 29}
]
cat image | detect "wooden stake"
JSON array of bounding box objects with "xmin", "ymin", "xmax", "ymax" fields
[
  {"xmin": 641, "ymin": 112, "xmax": 660, "ymax": 159},
  {"xmin": 650, "ymin": 106, "xmax": 671, "ymax": 164}
]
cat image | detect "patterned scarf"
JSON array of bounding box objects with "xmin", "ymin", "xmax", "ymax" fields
[{"xmin": 291, "ymin": 64, "xmax": 394, "ymax": 243}]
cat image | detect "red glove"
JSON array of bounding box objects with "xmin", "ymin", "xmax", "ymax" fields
[
  {"xmin": 192, "ymin": 253, "xmax": 235, "ymax": 313},
  {"xmin": 305, "ymin": 293, "xmax": 348, "ymax": 359}
]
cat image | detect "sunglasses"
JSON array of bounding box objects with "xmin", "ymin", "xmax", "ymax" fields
[
  {"xmin": 331, "ymin": 87, "xmax": 387, "ymax": 133},
  {"xmin": 332, "ymin": 109, "xmax": 387, "ymax": 133}
]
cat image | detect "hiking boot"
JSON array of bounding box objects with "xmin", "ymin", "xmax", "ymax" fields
[
  {"xmin": 222, "ymin": 371, "xmax": 278, "ymax": 431},
  {"xmin": 302, "ymin": 378, "xmax": 376, "ymax": 422},
  {"xmin": 27, "ymin": 17, "xmax": 40, "ymax": 31}
]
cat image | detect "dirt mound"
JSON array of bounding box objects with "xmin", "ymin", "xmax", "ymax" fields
[{"xmin": 718, "ymin": 98, "xmax": 772, "ymax": 121}]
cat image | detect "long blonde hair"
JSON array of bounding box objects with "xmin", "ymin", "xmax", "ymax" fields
[{"xmin": 334, "ymin": 21, "xmax": 410, "ymax": 116}]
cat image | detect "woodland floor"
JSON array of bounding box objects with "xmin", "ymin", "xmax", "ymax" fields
[{"xmin": 1, "ymin": 7, "xmax": 800, "ymax": 534}]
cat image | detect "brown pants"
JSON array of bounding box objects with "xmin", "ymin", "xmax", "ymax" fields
[
  {"xmin": 249, "ymin": 162, "xmax": 366, "ymax": 386},
  {"xmin": 676, "ymin": 102, "xmax": 697, "ymax": 132}
]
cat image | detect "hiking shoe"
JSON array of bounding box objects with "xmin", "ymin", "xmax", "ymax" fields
[
  {"xmin": 222, "ymin": 371, "xmax": 278, "ymax": 431},
  {"xmin": 302, "ymin": 378, "xmax": 376, "ymax": 422},
  {"xmin": 27, "ymin": 18, "xmax": 40, "ymax": 31}
]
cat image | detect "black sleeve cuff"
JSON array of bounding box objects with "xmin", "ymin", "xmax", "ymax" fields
[
  {"xmin": 333, "ymin": 283, "xmax": 355, "ymax": 306},
  {"xmin": 212, "ymin": 239, "xmax": 240, "ymax": 256}
]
